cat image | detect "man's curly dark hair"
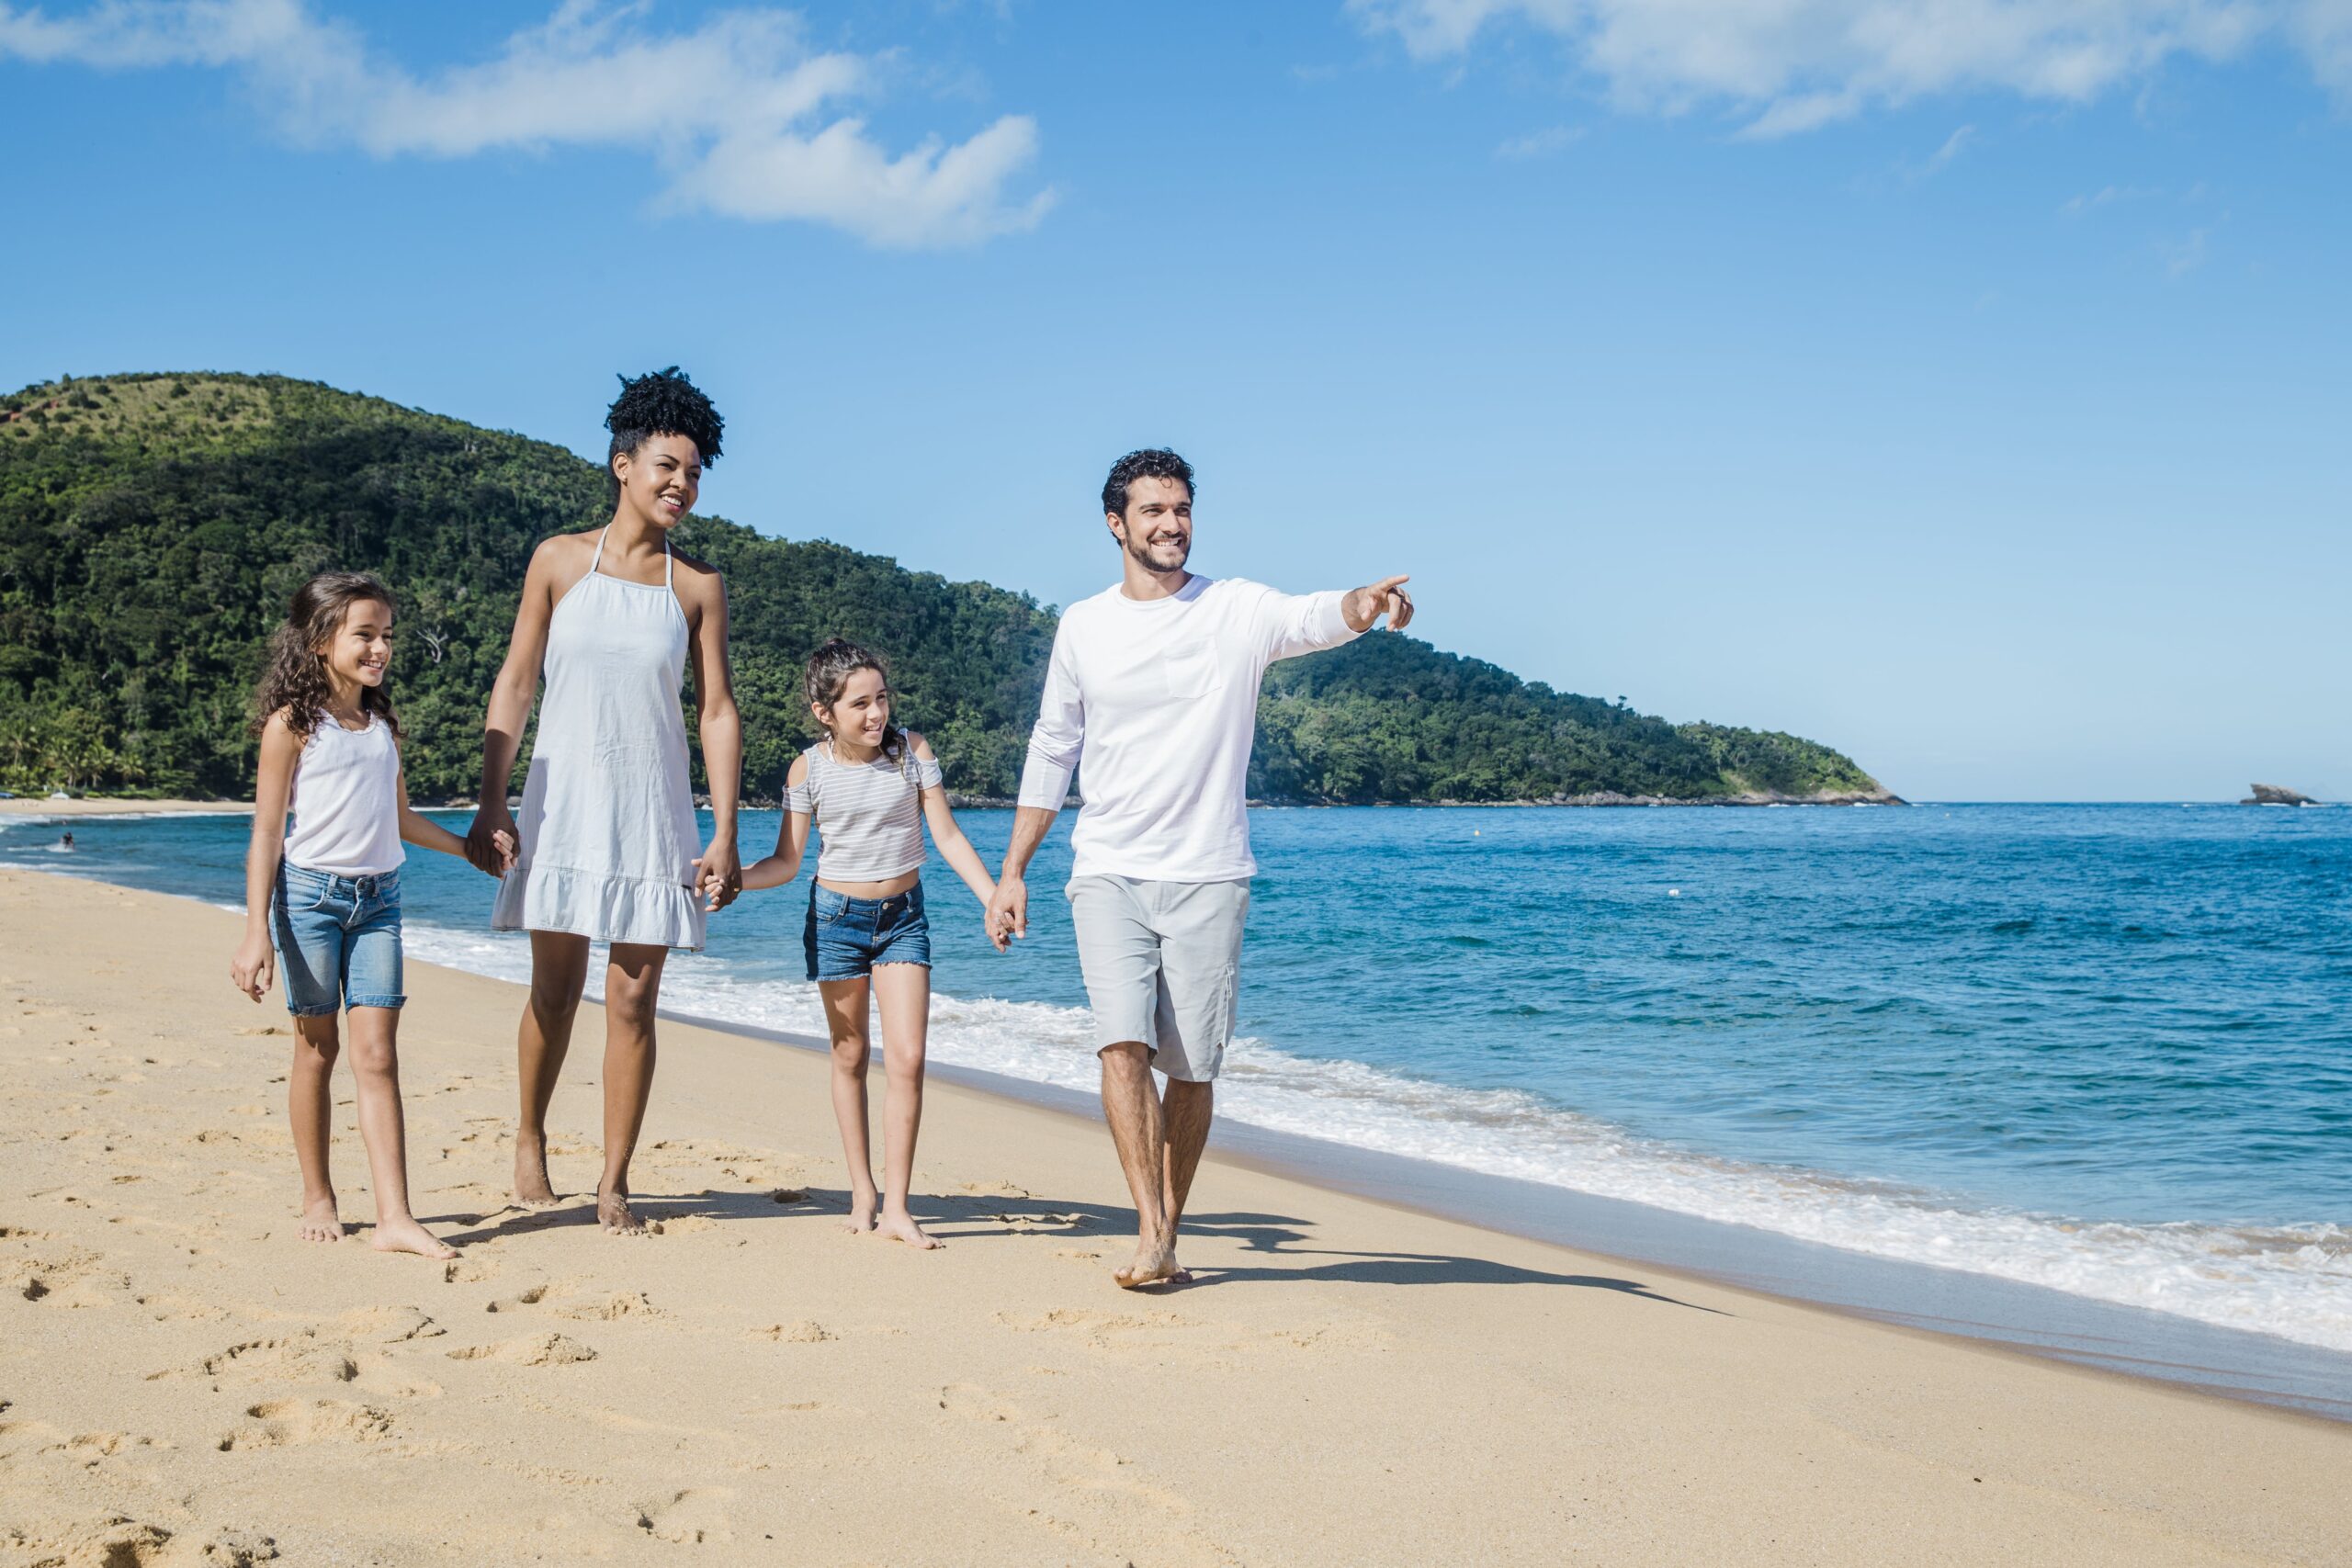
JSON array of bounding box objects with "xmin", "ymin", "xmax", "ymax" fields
[
  {"xmin": 605, "ymin": 367, "xmax": 723, "ymax": 497},
  {"xmin": 1101, "ymin": 447, "xmax": 1194, "ymax": 519}
]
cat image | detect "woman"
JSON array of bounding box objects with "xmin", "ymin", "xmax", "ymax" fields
[{"xmin": 466, "ymin": 367, "xmax": 742, "ymax": 1234}]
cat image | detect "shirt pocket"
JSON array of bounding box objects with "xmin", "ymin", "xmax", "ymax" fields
[{"xmin": 1160, "ymin": 639, "xmax": 1227, "ymax": 702}]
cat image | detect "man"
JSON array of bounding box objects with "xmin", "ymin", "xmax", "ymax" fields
[{"xmin": 987, "ymin": 448, "xmax": 1413, "ymax": 1288}]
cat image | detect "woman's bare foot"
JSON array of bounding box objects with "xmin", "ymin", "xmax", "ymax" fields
[
  {"xmin": 369, "ymin": 1215, "xmax": 457, "ymax": 1260},
  {"xmin": 597, "ymin": 1187, "xmax": 646, "ymax": 1235},
  {"xmin": 514, "ymin": 1134, "xmax": 561, "ymax": 1208},
  {"xmin": 297, "ymin": 1194, "xmax": 345, "ymax": 1245},
  {"xmin": 842, "ymin": 1189, "xmax": 878, "ymax": 1235},
  {"xmin": 1113, "ymin": 1237, "xmax": 1185, "ymax": 1289},
  {"xmin": 876, "ymin": 1207, "xmax": 941, "ymax": 1250}
]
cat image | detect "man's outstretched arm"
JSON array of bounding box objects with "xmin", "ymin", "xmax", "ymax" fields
[{"xmin": 1263, "ymin": 574, "xmax": 1418, "ymax": 661}]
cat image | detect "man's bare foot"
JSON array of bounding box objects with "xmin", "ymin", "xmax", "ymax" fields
[
  {"xmin": 842, "ymin": 1190, "xmax": 878, "ymax": 1235},
  {"xmin": 514, "ymin": 1134, "xmax": 560, "ymax": 1208},
  {"xmin": 1113, "ymin": 1238, "xmax": 1184, "ymax": 1289},
  {"xmin": 369, "ymin": 1215, "xmax": 457, "ymax": 1260},
  {"xmin": 876, "ymin": 1207, "xmax": 941, "ymax": 1250},
  {"xmin": 597, "ymin": 1188, "xmax": 646, "ymax": 1235},
  {"xmin": 297, "ymin": 1194, "xmax": 345, "ymax": 1245}
]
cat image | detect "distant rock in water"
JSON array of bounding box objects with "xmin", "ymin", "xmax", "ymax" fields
[{"xmin": 2241, "ymin": 784, "xmax": 2319, "ymax": 806}]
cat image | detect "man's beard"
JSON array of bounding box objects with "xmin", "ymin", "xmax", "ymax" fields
[{"xmin": 1126, "ymin": 532, "xmax": 1189, "ymax": 571}]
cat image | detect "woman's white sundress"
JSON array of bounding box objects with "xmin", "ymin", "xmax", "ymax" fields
[{"xmin": 492, "ymin": 527, "xmax": 707, "ymax": 951}]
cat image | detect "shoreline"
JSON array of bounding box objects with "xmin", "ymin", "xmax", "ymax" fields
[
  {"xmin": 4, "ymin": 790, "xmax": 1907, "ymax": 818},
  {"xmin": 6, "ymin": 841, "xmax": 2345, "ymax": 1420},
  {"xmin": 676, "ymin": 1005, "xmax": 2352, "ymax": 1424},
  {"xmin": 0, "ymin": 796, "xmax": 254, "ymax": 818},
  {"xmin": 4, "ymin": 865, "xmax": 2348, "ymax": 1562}
]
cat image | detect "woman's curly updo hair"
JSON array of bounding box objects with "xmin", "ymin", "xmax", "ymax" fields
[
  {"xmin": 804, "ymin": 637, "xmax": 908, "ymax": 774},
  {"xmin": 605, "ymin": 367, "xmax": 723, "ymax": 500},
  {"xmin": 253, "ymin": 572, "xmax": 401, "ymax": 747}
]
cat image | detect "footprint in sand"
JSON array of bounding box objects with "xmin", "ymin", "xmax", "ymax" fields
[
  {"xmin": 555, "ymin": 1291, "xmax": 664, "ymax": 1323},
  {"xmin": 749, "ymin": 1320, "xmax": 834, "ymax": 1343},
  {"xmin": 445, "ymin": 1331, "xmax": 597, "ymax": 1366},
  {"xmin": 154, "ymin": 1334, "xmax": 361, "ymax": 1390},
  {"xmin": 650, "ymin": 1214, "xmax": 719, "ymax": 1235},
  {"xmin": 40, "ymin": 1430, "xmax": 175, "ymax": 1467},
  {"xmin": 153, "ymin": 1310, "xmax": 447, "ymax": 1394},
  {"xmin": 636, "ymin": 1487, "xmax": 735, "ymax": 1546},
  {"xmin": 331, "ymin": 1304, "xmax": 446, "ymax": 1343},
  {"xmin": 218, "ymin": 1399, "xmax": 393, "ymax": 1450},
  {"xmin": 993, "ymin": 1307, "xmax": 1199, "ymax": 1352},
  {"xmin": 1, "ymin": 1518, "xmax": 176, "ymax": 1567},
  {"xmin": 10, "ymin": 1253, "xmax": 131, "ymax": 1309},
  {"xmin": 934, "ymin": 1384, "xmax": 1224, "ymax": 1562},
  {"xmin": 485, "ymin": 1283, "xmax": 551, "ymax": 1314}
]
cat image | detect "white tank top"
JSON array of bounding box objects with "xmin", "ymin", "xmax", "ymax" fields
[{"xmin": 283, "ymin": 712, "xmax": 404, "ymax": 877}]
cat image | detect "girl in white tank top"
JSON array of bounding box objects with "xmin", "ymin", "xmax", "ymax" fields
[{"xmin": 230, "ymin": 572, "xmax": 500, "ymax": 1262}]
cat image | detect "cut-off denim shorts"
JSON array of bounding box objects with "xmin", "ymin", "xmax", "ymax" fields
[
  {"xmin": 805, "ymin": 880, "xmax": 931, "ymax": 983},
  {"xmin": 269, "ymin": 862, "xmax": 405, "ymax": 1016}
]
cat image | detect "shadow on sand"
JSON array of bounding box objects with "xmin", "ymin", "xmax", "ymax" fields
[{"xmin": 430, "ymin": 1187, "xmax": 1722, "ymax": 1313}]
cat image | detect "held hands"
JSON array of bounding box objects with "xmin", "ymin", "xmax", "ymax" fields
[
  {"xmin": 465, "ymin": 806, "xmax": 519, "ymax": 876},
  {"xmin": 1342, "ymin": 575, "xmax": 1416, "ymax": 634},
  {"xmin": 984, "ymin": 874, "xmax": 1027, "ymax": 953},
  {"xmin": 229, "ymin": 931, "xmax": 274, "ymax": 1003},
  {"xmin": 694, "ymin": 837, "xmax": 742, "ymax": 913}
]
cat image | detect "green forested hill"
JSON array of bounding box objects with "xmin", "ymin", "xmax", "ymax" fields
[{"xmin": 0, "ymin": 373, "xmax": 1894, "ymax": 806}]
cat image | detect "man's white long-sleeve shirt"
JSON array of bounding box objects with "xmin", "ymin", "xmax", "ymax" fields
[{"xmin": 1015, "ymin": 575, "xmax": 1362, "ymax": 883}]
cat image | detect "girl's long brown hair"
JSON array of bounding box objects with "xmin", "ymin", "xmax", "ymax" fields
[
  {"xmin": 804, "ymin": 637, "xmax": 907, "ymax": 776},
  {"xmin": 253, "ymin": 572, "xmax": 401, "ymax": 747}
]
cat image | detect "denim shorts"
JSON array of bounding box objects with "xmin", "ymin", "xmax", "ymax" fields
[
  {"xmin": 269, "ymin": 863, "xmax": 405, "ymax": 1016},
  {"xmin": 805, "ymin": 880, "xmax": 931, "ymax": 983}
]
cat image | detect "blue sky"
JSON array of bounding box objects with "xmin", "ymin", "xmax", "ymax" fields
[{"xmin": 4, "ymin": 0, "xmax": 2346, "ymax": 801}]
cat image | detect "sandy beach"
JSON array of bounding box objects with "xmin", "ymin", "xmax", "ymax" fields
[{"xmin": 2, "ymin": 866, "xmax": 2346, "ymax": 1566}]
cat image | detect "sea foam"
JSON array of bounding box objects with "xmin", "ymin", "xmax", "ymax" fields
[{"xmin": 403, "ymin": 919, "xmax": 2352, "ymax": 1356}]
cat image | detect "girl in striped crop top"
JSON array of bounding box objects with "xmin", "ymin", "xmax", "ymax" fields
[{"xmin": 741, "ymin": 639, "xmax": 998, "ymax": 1248}]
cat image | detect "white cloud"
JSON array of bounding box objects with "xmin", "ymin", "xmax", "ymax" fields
[
  {"xmin": 1494, "ymin": 123, "xmax": 1585, "ymax": 158},
  {"xmin": 0, "ymin": 0, "xmax": 1052, "ymax": 247},
  {"xmin": 1348, "ymin": 0, "xmax": 2352, "ymax": 133},
  {"xmin": 2161, "ymin": 224, "xmax": 2211, "ymax": 274},
  {"xmin": 2061, "ymin": 182, "xmax": 2163, "ymax": 213},
  {"xmin": 1927, "ymin": 123, "xmax": 1977, "ymax": 169}
]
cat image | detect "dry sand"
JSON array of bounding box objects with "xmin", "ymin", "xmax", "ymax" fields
[
  {"xmin": 2, "ymin": 866, "xmax": 2346, "ymax": 1566},
  {"xmin": 0, "ymin": 799, "xmax": 250, "ymax": 818}
]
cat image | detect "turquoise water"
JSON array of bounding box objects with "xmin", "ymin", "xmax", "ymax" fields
[{"xmin": 6, "ymin": 802, "xmax": 2347, "ymax": 1351}]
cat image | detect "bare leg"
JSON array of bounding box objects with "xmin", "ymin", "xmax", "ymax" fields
[
  {"xmin": 288, "ymin": 1016, "xmax": 344, "ymax": 1244},
  {"xmin": 819, "ymin": 977, "xmax": 878, "ymax": 1233},
  {"xmin": 595, "ymin": 942, "xmax": 668, "ymax": 1235},
  {"xmin": 1099, "ymin": 1042, "xmax": 1179, "ymax": 1288},
  {"xmin": 870, "ymin": 964, "xmax": 938, "ymax": 1250},
  {"xmin": 1159, "ymin": 1077, "xmax": 1214, "ymax": 1275},
  {"xmin": 514, "ymin": 931, "xmax": 589, "ymax": 1206},
  {"xmin": 344, "ymin": 1006, "xmax": 455, "ymax": 1259}
]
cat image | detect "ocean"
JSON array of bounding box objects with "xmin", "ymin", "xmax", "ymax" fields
[{"xmin": 6, "ymin": 801, "xmax": 2347, "ymax": 1371}]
